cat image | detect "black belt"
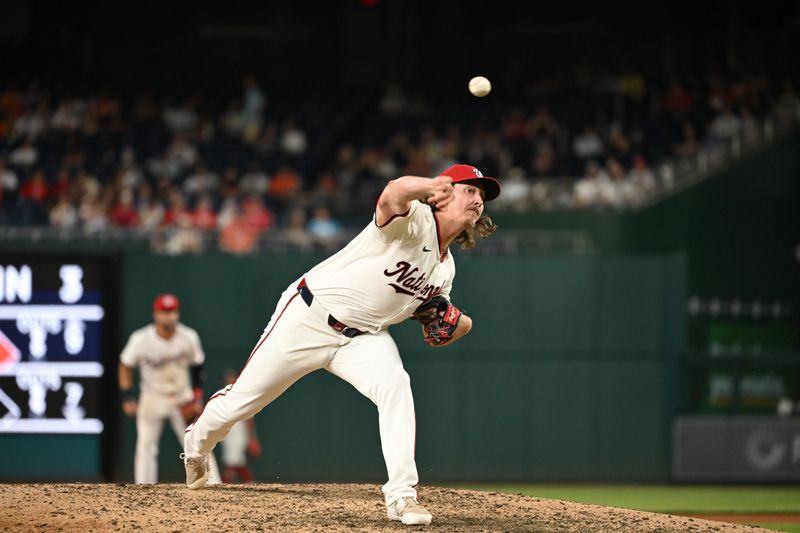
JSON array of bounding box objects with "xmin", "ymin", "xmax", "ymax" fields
[{"xmin": 297, "ymin": 280, "xmax": 365, "ymax": 338}]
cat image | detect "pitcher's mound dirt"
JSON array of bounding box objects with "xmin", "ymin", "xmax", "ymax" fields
[{"xmin": 0, "ymin": 483, "xmax": 773, "ymax": 532}]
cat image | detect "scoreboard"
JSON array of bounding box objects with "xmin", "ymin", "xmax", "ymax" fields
[{"xmin": 0, "ymin": 257, "xmax": 114, "ymax": 440}]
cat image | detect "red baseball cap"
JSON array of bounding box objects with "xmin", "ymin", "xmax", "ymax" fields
[
  {"xmin": 153, "ymin": 293, "xmax": 180, "ymax": 312},
  {"xmin": 440, "ymin": 164, "xmax": 501, "ymax": 202}
]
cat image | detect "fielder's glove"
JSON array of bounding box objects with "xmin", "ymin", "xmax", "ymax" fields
[
  {"xmin": 247, "ymin": 436, "xmax": 262, "ymax": 458},
  {"xmin": 412, "ymin": 295, "xmax": 462, "ymax": 346},
  {"xmin": 179, "ymin": 399, "xmax": 203, "ymax": 424}
]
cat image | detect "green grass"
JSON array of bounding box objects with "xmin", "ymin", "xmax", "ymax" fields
[
  {"xmin": 461, "ymin": 485, "xmax": 800, "ymax": 514},
  {"xmin": 760, "ymin": 526, "xmax": 800, "ymax": 533},
  {"xmin": 457, "ymin": 484, "xmax": 800, "ymax": 532}
]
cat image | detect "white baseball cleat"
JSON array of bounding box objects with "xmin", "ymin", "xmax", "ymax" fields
[
  {"xmin": 387, "ymin": 497, "xmax": 432, "ymax": 525},
  {"xmin": 180, "ymin": 453, "xmax": 210, "ymax": 489}
]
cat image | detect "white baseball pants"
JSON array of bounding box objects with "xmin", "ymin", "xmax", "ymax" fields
[
  {"xmin": 184, "ymin": 281, "xmax": 419, "ymax": 505},
  {"xmin": 134, "ymin": 390, "xmax": 222, "ymax": 484}
]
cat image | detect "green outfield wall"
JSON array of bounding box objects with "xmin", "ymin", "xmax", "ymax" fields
[{"xmin": 117, "ymin": 252, "xmax": 686, "ymax": 483}]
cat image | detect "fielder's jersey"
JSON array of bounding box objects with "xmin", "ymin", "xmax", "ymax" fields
[
  {"xmin": 303, "ymin": 200, "xmax": 455, "ymax": 332},
  {"xmin": 120, "ymin": 323, "xmax": 205, "ymax": 395}
]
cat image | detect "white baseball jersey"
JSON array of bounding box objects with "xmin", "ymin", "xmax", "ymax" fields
[
  {"xmin": 303, "ymin": 200, "xmax": 455, "ymax": 332},
  {"xmin": 120, "ymin": 323, "xmax": 205, "ymax": 396}
]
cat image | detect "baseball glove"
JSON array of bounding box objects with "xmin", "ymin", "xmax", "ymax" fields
[
  {"xmin": 412, "ymin": 295, "xmax": 462, "ymax": 346},
  {"xmin": 247, "ymin": 436, "xmax": 262, "ymax": 458},
  {"xmin": 179, "ymin": 399, "xmax": 203, "ymax": 424}
]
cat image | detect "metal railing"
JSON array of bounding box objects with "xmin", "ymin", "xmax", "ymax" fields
[{"xmin": 0, "ymin": 226, "xmax": 596, "ymax": 256}]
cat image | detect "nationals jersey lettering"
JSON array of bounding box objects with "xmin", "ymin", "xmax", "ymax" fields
[
  {"xmin": 383, "ymin": 261, "xmax": 442, "ymax": 300},
  {"xmin": 303, "ymin": 201, "xmax": 454, "ymax": 332},
  {"xmin": 120, "ymin": 323, "xmax": 205, "ymax": 396}
]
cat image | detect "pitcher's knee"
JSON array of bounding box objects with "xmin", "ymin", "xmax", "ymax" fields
[{"xmin": 377, "ymin": 369, "xmax": 411, "ymax": 396}]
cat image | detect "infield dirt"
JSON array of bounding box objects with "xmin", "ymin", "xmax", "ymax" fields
[{"xmin": 0, "ymin": 483, "xmax": 775, "ymax": 532}]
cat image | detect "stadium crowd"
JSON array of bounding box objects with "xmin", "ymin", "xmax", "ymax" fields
[{"xmin": 1, "ymin": 72, "xmax": 798, "ymax": 254}]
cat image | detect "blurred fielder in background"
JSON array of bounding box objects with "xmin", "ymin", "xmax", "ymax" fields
[
  {"xmin": 182, "ymin": 164, "xmax": 500, "ymax": 525},
  {"xmin": 119, "ymin": 293, "xmax": 221, "ymax": 484}
]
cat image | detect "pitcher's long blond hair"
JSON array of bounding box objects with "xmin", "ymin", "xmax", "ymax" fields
[{"xmin": 454, "ymin": 214, "xmax": 497, "ymax": 249}]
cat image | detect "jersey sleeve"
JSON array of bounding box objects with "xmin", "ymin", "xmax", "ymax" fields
[
  {"xmin": 373, "ymin": 200, "xmax": 429, "ymax": 243},
  {"xmin": 119, "ymin": 331, "xmax": 141, "ymax": 368},
  {"xmin": 188, "ymin": 328, "xmax": 206, "ymax": 366}
]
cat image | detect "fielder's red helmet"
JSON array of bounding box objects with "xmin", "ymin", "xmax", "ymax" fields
[{"xmin": 153, "ymin": 293, "xmax": 180, "ymax": 312}]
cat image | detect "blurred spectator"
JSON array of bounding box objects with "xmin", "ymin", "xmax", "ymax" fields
[
  {"xmin": 607, "ymin": 129, "xmax": 633, "ymax": 166},
  {"xmin": 137, "ymin": 185, "xmax": 165, "ymax": 231},
  {"xmin": 79, "ymin": 191, "xmax": 109, "ymax": 234},
  {"xmin": 192, "ymin": 195, "xmax": 218, "ymax": 231},
  {"xmin": 216, "ymin": 197, "xmax": 239, "ymax": 229},
  {"xmin": 530, "ymin": 145, "xmax": 556, "ymax": 177},
  {"xmin": 572, "ymin": 125, "xmax": 604, "ymax": 160},
  {"xmin": 52, "ymin": 169, "xmax": 72, "ymax": 200},
  {"xmin": 49, "ymin": 195, "xmax": 79, "ymax": 229},
  {"xmin": 194, "ymin": 113, "xmax": 216, "ymax": 145},
  {"xmin": 163, "ymin": 188, "xmax": 189, "ymax": 226},
  {"xmin": 739, "ymin": 107, "xmax": 760, "ymax": 145},
  {"xmin": 309, "ymin": 171, "xmax": 342, "ymax": 207},
  {"xmin": 50, "ymin": 98, "xmax": 83, "ymax": 132},
  {"xmin": 241, "ymin": 196, "xmax": 274, "ymax": 234},
  {"xmin": 627, "ymin": 155, "xmax": 657, "ymax": 205},
  {"xmin": 527, "ymin": 105, "xmax": 561, "ymax": 146},
  {"xmin": 183, "ymin": 163, "xmax": 220, "ymax": 197},
  {"xmin": 219, "ymin": 208, "xmax": 259, "ymax": 255},
  {"xmin": 0, "ymin": 159, "xmax": 19, "ymax": 204},
  {"xmin": 72, "ymin": 169, "xmax": 100, "ymax": 203},
  {"xmin": 268, "ymin": 165, "xmax": 302, "ymax": 200},
  {"xmin": 673, "ymin": 123, "xmax": 700, "ymax": 157},
  {"xmin": 110, "ymin": 189, "xmax": 140, "ymax": 227},
  {"xmin": 164, "ymin": 213, "xmax": 204, "ymax": 255},
  {"xmin": 494, "ymin": 167, "xmax": 529, "ymax": 212},
  {"xmin": 663, "ymin": 80, "xmax": 694, "ymax": 115},
  {"xmin": 13, "ymin": 102, "xmax": 48, "ymax": 140},
  {"xmin": 280, "ymin": 119, "xmax": 308, "ymax": 155},
  {"xmin": 219, "ymin": 167, "xmax": 241, "ymax": 201},
  {"xmin": 708, "ymin": 105, "xmax": 741, "ymax": 144},
  {"xmin": 148, "ymin": 133, "xmax": 197, "ymax": 179},
  {"xmin": 307, "ymin": 205, "xmax": 343, "ymax": 250},
  {"xmin": 19, "ymin": 168, "xmax": 49, "ymax": 204},
  {"xmin": 220, "ymin": 99, "xmax": 244, "ymax": 137},
  {"xmin": 599, "ymin": 157, "xmax": 630, "ymax": 208},
  {"xmin": 118, "ymin": 146, "xmax": 144, "ymax": 190},
  {"xmin": 163, "ymin": 96, "xmax": 199, "ymax": 133},
  {"xmin": 9, "ymin": 138, "xmax": 39, "ymax": 167},
  {"xmin": 284, "ymin": 207, "xmax": 314, "ymax": 252},
  {"xmin": 773, "ymin": 81, "xmax": 800, "ymax": 126},
  {"xmin": 240, "ymin": 164, "xmax": 270, "ymax": 196},
  {"xmin": 0, "ymin": 87, "xmax": 23, "ymax": 122},
  {"xmin": 253, "ymin": 121, "xmax": 279, "ymax": 156},
  {"xmin": 241, "ymin": 76, "xmax": 265, "ymax": 142},
  {"xmin": 572, "ymin": 160, "xmax": 609, "ymax": 208}
]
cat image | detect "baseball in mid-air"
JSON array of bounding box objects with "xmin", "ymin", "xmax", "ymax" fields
[{"xmin": 468, "ymin": 76, "xmax": 492, "ymax": 97}]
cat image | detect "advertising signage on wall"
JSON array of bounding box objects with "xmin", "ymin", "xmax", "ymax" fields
[
  {"xmin": 673, "ymin": 416, "xmax": 800, "ymax": 481},
  {"xmin": 0, "ymin": 260, "xmax": 110, "ymax": 435}
]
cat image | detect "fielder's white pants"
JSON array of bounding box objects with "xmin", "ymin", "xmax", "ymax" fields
[
  {"xmin": 135, "ymin": 390, "xmax": 222, "ymax": 484},
  {"xmin": 221, "ymin": 420, "xmax": 249, "ymax": 467},
  {"xmin": 184, "ymin": 282, "xmax": 418, "ymax": 505}
]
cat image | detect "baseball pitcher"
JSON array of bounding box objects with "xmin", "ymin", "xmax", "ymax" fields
[
  {"xmin": 119, "ymin": 293, "xmax": 221, "ymax": 484},
  {"xmin": 183, "ymin": 164, "xmax": 500, "ymax": 525}
]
